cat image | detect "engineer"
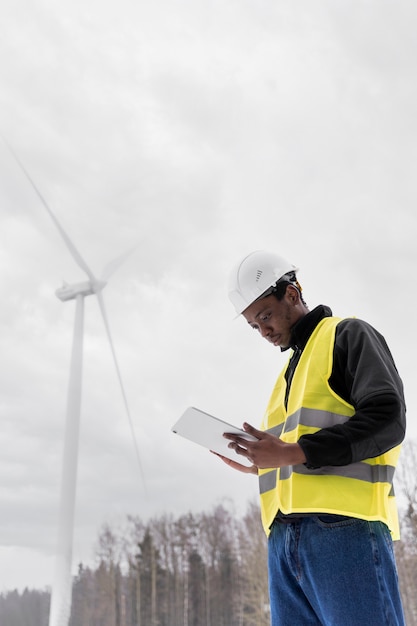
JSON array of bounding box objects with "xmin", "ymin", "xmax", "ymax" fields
[{"xmin": 216, "ymin": 250, "xmax": 406, "ymax": 626}]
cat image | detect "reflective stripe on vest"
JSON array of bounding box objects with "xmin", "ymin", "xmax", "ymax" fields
[
  {"xmin": 270, "ymin": 407, "xmax": 352, "ymax": 437},
  {"xmin": 258, "ymin": 316, "xmax": 401, "ymax": 539},
  {"xmin": 259, "ymin": 462, "xmax": 396, "ymax": 494}
]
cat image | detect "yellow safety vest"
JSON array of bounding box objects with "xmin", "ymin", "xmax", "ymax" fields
[{"xmin": 259, "ymin": 316, "xmax": 401, "ymax": 539}]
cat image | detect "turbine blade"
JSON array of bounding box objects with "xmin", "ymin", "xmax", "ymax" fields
[
  {"xmin": 95, "ymin": 290, "xmax": 147, "ymax": 490},
  {"xmin": 100, "ymin": 245, "xmax": 139, "ymax": 282},
  {"xmin": 3, "ymin": 137, "xmax": 97, "ymax": 282}
]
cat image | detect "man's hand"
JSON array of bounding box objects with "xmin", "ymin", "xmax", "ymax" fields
[{"xmin": 222, "ymin": 422, "xmax": 306, "ymax": 469}]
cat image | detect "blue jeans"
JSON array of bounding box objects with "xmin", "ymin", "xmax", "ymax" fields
[{"xmin": 268, "ymin": 515, "xmax": 405, "ymax": 626}]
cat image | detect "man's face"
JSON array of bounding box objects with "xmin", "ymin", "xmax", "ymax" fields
[{"xmin": 242, "ymin": 287, "xmax": 301, "ymax": 349}]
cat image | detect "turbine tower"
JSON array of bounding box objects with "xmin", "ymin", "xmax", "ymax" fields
[{"xmin": 6, "ymin": 142, "xmax": 145, "ymax": 626}]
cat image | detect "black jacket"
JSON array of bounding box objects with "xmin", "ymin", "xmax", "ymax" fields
[{"xmin": 285, "ymin": 305, "xmax": 406, "ymax": 468}]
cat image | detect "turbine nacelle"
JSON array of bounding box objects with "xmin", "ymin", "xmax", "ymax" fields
[{"xmin": 55, "ymin": 279, "xmax": 107, "ymax": 302}]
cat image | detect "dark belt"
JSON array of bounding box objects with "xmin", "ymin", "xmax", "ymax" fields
[
  {"xmin": 274, "ymin": 512, "xmax": 352, "ymax": 525},
  {"xmin": 274, "ymin": 512, "xmax": 311, "ymax": 524}
]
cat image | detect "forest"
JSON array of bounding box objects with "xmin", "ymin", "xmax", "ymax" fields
[{"xmin": 1, "ymin": 441, "xmax": 416, "ymax": 626}]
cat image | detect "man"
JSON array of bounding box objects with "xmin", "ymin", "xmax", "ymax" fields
[{"xmin": 216, "ymin": 250, "xmax": 406, "ymax": 626}]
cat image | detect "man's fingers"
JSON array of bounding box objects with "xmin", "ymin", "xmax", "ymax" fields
[
  {"xmin": 210, "ymin": 450, "xmax": 257, "ymax": 474},
  {"xmin": 242, "ymin": 422, "xmax": 264, "ymax": 438}
]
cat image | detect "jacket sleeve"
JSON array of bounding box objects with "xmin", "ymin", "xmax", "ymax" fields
[{"xmin": 298, "ymin": 318, "xmax": 406, "ymax": 468}]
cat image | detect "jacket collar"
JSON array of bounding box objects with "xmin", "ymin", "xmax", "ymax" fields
[{"xmin": 286, "ymin": 304, "xmax": 333, "ymax": 352}]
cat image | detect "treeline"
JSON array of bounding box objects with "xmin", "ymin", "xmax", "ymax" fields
[
  {"xmin": 2, "ymin": 440, "xmax": 417, "ymax": 626},
  {"xmin": 0, "ymin": 588, "xmax": 49, "ymax": 626},
  {"xmin": 69, "ymin": 500, "xmax": 269, "ymax": 626},
  {"xmin": 0, "ymin": 500, "xmax": 269, "ymax": 626}
]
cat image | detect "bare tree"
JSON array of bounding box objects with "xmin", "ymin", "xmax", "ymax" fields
[
  {"xmin": 394, "ymin": 439, "xmax": 417, "ymax": 626},
  {"xmin": 93, "ymin": 523, "xmax": 125, "ymax": 626},
  {"xmin": 237, "ymin": 501, "xmax": 269, "ymax": 626}
]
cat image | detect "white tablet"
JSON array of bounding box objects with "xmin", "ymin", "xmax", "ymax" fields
[{"xmin": 171, "ymin": 406, "xmax": 257, "ymax": 467}]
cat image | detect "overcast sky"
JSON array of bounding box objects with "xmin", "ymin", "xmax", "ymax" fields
[{"xmin": 0, "ymin": 0, "xmax": 416, "ymax": 592}]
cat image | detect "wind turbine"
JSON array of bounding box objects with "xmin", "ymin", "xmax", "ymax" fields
[{"xmin": 5, "ymin": 141, "xmax": 145, "ymax": 626}]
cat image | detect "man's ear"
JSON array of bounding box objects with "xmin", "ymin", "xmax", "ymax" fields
[{"xmin": 286, "ymin": 284, "xmax": 300, "ymax": 304}]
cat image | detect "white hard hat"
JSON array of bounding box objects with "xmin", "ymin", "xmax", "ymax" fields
[{"xmin": 228, "ymin": 250, "xmax": 298, "ymax": 315}]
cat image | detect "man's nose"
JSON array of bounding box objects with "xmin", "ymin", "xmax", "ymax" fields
[{"xmin": 259, "ymin": 323, "xmax": 271, "ymax": 339}]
